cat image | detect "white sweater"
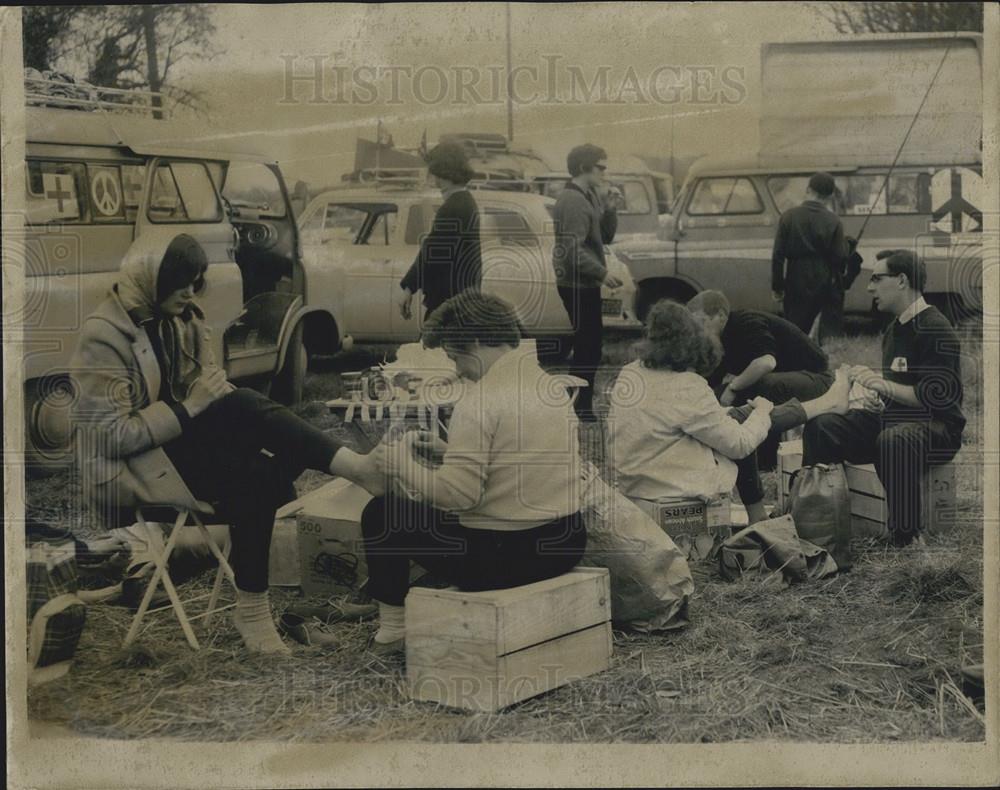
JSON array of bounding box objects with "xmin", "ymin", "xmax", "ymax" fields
[
  {"xmin": 606, "ymin": 362, "xmax": 770, "ymax": 503},
  {"xmin": 396, "ymin": 347, "xmax": 581, "ymax": 530}
]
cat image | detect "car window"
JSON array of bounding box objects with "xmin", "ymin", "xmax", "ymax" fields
[
  {"xmin": 25, "ymin": 160, "xmax": 87, "ymax": 224},
  {"xmin": 324, "ymin": 204, "xmax": 368, "ymax": 242},
  {"xmin": 480, "ymin": 207, "xmax": 537, "ymax": 248},
  {"xmin": 688, "ymin": 177, "xmax": 763, "ymax": 215},
  {"xmin": 609, "ymin": 180, "xmax": 652, "ymax": 215},
  {"xmin": 362, "ymin": 210, "xmax": 398, "ymax": 246},
  {"xmin": 148, "ymin": 161, "xmax": 222, "ymax": 222},
  {"xmin": 121, "ymin": 164, "xmax": 146, "ymax": 222},
  {"xmin": 222, "ymin": 161, "xmax": 287, "ymax": 218}
]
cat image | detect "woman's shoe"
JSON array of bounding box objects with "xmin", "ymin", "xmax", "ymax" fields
[
  {"xmin": 284, "ymin": 597, "xmax": 378, "ymax": 625},
  {"xmin": 278, "ymin": 612, "xmax": 340, "ymax": 647},
  {"xmin": 119, "ymin": 563, "xmax": 171, "ymax": 612},
  {"xmin": 367, "ymin": 636, "xmax": 405, "ymax": 657}
]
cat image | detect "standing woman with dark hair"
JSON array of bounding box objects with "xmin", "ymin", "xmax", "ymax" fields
[
  {"xmin": 71, "ymin": 231, "xmax": 386, "ymax": 654},
  {"xmin": 398, "ymin": 142, "xmax": 483, "ymax": 322}
]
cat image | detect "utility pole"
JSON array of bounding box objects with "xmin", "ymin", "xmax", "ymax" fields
[{"xmin": 505, "ymin": 2, "xmax": 514, "ymax": 142}]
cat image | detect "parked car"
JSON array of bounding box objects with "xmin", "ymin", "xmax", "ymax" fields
[
  {"xmin": 616, "ymin": 157, "xmax": 984, "ymax": 322},
  {"xmin": 20, "ymin": 80, "xmax": 332, "ymax": 470},
  {"xmin": 297, "ymin": 185, "xmax": 640, "ymax": 344}
]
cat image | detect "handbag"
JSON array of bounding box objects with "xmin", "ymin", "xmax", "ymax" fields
[
  {"xmin": 786, "ymin": 464, "xmax": 853, "ymax": 571},
  {"xmin": 26, "ymin": 540, "xmax": 87, "ymax": 685}
]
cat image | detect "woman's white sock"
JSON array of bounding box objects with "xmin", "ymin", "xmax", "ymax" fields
[
  {"xmin": 374, "ymin": 602, "xmax": 406, "ymax": 644},
  {"xmin": 234, "ymin": 589, "xmax": 291, "ymax": 654}
]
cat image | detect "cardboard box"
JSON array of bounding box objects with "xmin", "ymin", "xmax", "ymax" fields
[
  {"xmin": 268, "ymin": 517, "xmax": 301, "ymax": 587},
  {"xmin": 406, "ymin": 567, "xmax": 612, "ymax": 712},
  {"xmin": 653, "ymin": 495, "xmax": 743, "ymax": 561},
  {"xmin": 777, "ymin": 439, "xmax": 956, "ymax": 538},
  {"xmin": 296, "ymin": 478, "xmax": 373, "ymax": 596}
]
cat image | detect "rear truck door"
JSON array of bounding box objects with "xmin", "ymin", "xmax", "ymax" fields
[
  {"xmin": 674, "ymin": 175, "xmax": 776, "ymax": 313},
  {"xmin": 134, "ymin": 156, "xmax": 243, "ymax": 370}
]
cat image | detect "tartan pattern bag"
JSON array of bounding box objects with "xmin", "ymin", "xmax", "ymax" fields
[{"xmin": 26, "ymin": 540, "xmax": 87, "ymax": 685}]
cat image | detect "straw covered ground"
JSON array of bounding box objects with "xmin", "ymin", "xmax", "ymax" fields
[{"xmin": 25, "ymin": 322, "xmax": 987, "ymax": 743}]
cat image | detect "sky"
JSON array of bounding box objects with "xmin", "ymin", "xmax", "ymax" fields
[{"xmin": 144, "ymin": 2, "xmax": 967, "ymax": 187}]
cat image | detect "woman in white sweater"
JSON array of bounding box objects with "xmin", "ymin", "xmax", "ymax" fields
[{"xmin": 607, "ymin": 300, "xmax": 848, "ymax": 523}]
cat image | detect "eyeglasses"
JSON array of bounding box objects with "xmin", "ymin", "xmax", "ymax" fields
[
  {"xmin": 869, "ymin": 273, "xmax": 896, "ymax": 284},
  {"xmin": 593, "ymin": 164, "xmax": 607, "ymax": 172}
]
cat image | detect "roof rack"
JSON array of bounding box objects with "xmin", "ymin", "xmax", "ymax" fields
[
  {"xmin": 25, "ymin": 76, "xmax": 170, "ymax": 118},
  {"xmin": 349, "ymin": 167, "xmax": 431, "ymax": 189}
]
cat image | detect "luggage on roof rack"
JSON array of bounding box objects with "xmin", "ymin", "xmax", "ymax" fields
[{"xmin": 24, "ymin": 70, "xmax": 169, "ymax": 117}]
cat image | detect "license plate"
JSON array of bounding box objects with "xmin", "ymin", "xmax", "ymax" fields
[{"xmin": 601, "ymin": 298, "xmax": 622, "ymax": 316}]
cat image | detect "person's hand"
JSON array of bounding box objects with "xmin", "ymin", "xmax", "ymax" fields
[
  {"xmin": 771, "ymin": 290, "xmax": 784, "ymax": 303},
  {"xmin": 719, "ymin": 385, "xmax": 737, "ymax": 407},
  {"xmin": 749, "ymin": 395, "xmax": 774, "ymax": 414},
  {"xmin": 182, "ymin": 368, "xmax": 230, "ymax": 418},
  {"xmin": 398, "ymin": 288, "xmax": 414, "ymax": 321},
  {"xmin": 413, "ymin": 429, "xmax": 448, "ymax": 462},
  {"xmin": 604, "ymin": 274, "xmax": 623, "ymax": 290},
  {"xmin": 847, "ymin": 365, "xmax": 888, "ymax": 396}
]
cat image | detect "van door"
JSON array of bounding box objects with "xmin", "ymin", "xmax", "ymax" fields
[
  {"xmin": 134, "ymin": 157, "xmax": 243, "ymax": 367},
  {"xmin": 674, "ymin": 175, "xmax": 776, "ymax": 312}
]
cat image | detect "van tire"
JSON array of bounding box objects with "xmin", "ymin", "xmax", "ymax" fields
[
  {"xmin": 636, "ymin": 280, "xmax": 698, "ymax": 322},
  {"xmin": 270, "ymin": 323, "xmax": 307, "ymax": 407},
  {"xmin": 25, "ymin": 378, "xmax": 75, "ymax": 478}
]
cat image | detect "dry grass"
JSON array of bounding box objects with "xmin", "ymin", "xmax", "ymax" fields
[{"xmin": 24, "ymin": 324, "xmax": 987, "ymax": 743}]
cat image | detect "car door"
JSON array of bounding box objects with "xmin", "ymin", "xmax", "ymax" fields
[{"xmin": 674, "ymin": 175, "xmax": 776, "ymax": 312}]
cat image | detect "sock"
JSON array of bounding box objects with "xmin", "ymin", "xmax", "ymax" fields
[
  {"xmin": 374, "ymin": 602, "xmax": 406, "ymax": 644},
  {"xmin": 234, "ymin": 589, "xmax": 291, "ymax": 654}
]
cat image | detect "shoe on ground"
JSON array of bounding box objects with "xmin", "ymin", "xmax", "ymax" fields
[
  {"xmin": 367, "ymin": 636, "xmax": 405, "ymax": 657},
  {"xmin": 284, "ymin": 598, "xmax": 377, "ymax": 624},
  {"xmin": 119, "ymin": 563, "xmax": 171, "ymax": 612},
  {"xmin": 278, "ymin": 612, "xmax": 339, "ymax": 647}
]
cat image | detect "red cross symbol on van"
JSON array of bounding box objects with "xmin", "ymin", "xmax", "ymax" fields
[{"xmin": 46, "ymin": 175, "xmax": 72, "ymax": 213}]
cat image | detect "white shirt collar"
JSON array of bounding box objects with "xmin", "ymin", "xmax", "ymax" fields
[{"xmin": 898, "ymin": 296, "xmax": 930, "ymax": 325}]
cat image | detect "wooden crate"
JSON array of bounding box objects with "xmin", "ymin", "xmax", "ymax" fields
[
  {"xmin": 406, "ymin": 567, "xmax": 612, "ymax": 712},
  {"xmin": 777, "ymin": 439, "xmax": 956, "ymax": 538}
]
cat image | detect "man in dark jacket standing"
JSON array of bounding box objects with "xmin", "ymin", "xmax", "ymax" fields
[
  {"xmin": 771, "ymin": 172, "xmax": 850, "ymax": 343},
  {"xmin": 550, "ymin": 143, "xmax": 621, "ymax": 420},
  {"xmin": 399, "ymin": 143, "xmax": 482, "ymax": 321}
]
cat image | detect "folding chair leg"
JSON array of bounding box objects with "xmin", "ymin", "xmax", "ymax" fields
[{"xmin": 124, "ymin": 510, "xmax": 201, "ymax": 650}]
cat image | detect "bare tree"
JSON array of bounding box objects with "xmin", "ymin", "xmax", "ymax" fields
[
  {"xmin": 22, "ymin": 4, "xmax": 220, "ymax": 116},
  {"xmin": 819, "ymin": 2, "xmax": 983, "ymax": 34}
]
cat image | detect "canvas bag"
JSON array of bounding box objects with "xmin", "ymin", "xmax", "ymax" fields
[
  {"xmin": 579, "ymin": 462, "xmax": 694, "ymax": 632},
  {"xmin": 26, "ymin": 540, "xmax": 87, "ymax": 686},
  {"xmin": 786, "ymin": 464, "xmax": 853, "ymax": 571},
  {"xmin": 718, "ymin": 514, "xmax": 839, "ymax": 585}
]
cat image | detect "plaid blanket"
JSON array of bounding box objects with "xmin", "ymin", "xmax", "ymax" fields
[{"xmin": 27, "ymin": 540, "xmax": 86, "ymax": 676}]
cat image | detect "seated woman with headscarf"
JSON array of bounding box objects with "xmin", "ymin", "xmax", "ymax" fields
[
  {"xmin": 607, "ymin": 301, "xmax": 849, "ymax": 524},
  {"xmin": 71, "ymin": 231, "xmax": 384, "ymax": 654}
]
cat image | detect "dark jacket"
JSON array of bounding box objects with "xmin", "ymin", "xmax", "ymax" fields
[
  {"xmin": 400, "ymin": 189, "xmax": 482, "ymax": 312},
  {"xmin": 771, "ymin": 199, "xmax": 849, "ymax": 293},
  {"xmin": 551, "ymin": 181, "xmax": 617, "ymax": 289}
]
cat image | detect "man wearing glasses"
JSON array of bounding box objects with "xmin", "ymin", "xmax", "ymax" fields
[
  {"xmin": 800, "ymin": 250, "xmax": 966, "ymax": 547},
  {"xmin": 549, "ymin": 143, "xmax": 622, "ymax": 421}
]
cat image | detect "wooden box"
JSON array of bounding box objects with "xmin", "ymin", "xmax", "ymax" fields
[
  {"xmin": 777, "ymin": 439, "xmax": 956, "ymax": 538},
  {"xmin": 406, "ymin": 567, "xmax": 612, "ymax": 712}
]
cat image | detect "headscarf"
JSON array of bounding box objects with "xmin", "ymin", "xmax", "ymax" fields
[{"xmin": 116, "ymin": 229, "xmax": 209, "ymax": 401}]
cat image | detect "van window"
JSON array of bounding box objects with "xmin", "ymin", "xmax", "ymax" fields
[
  {"xmin": 688, "ymin": 177, "xmax": 763, "ymax": 215},
  {"xmin": 222, "ymin": 161, "xmax": 287, "ymax": 218},
  {"xmin": 148, "ymin": 161, "xmax": 222, "ymax": 223},
  {"xmin": 86, "ymin": 165, "xmax": 127, "ymax": 222},
  {"xmin": 121, "ymin": 164, "xmax": 146, "ymax": 221},
  {"xmin": 363, "ymin": 210, "xmax": 398, "ymax": 246},
  {"xmin": 768, "ymin": 173, "xmax": 930, "ymax": 216},
  {"xmin": 25, "ymin": 161, "xmax": 87, "ymax": 224}
]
